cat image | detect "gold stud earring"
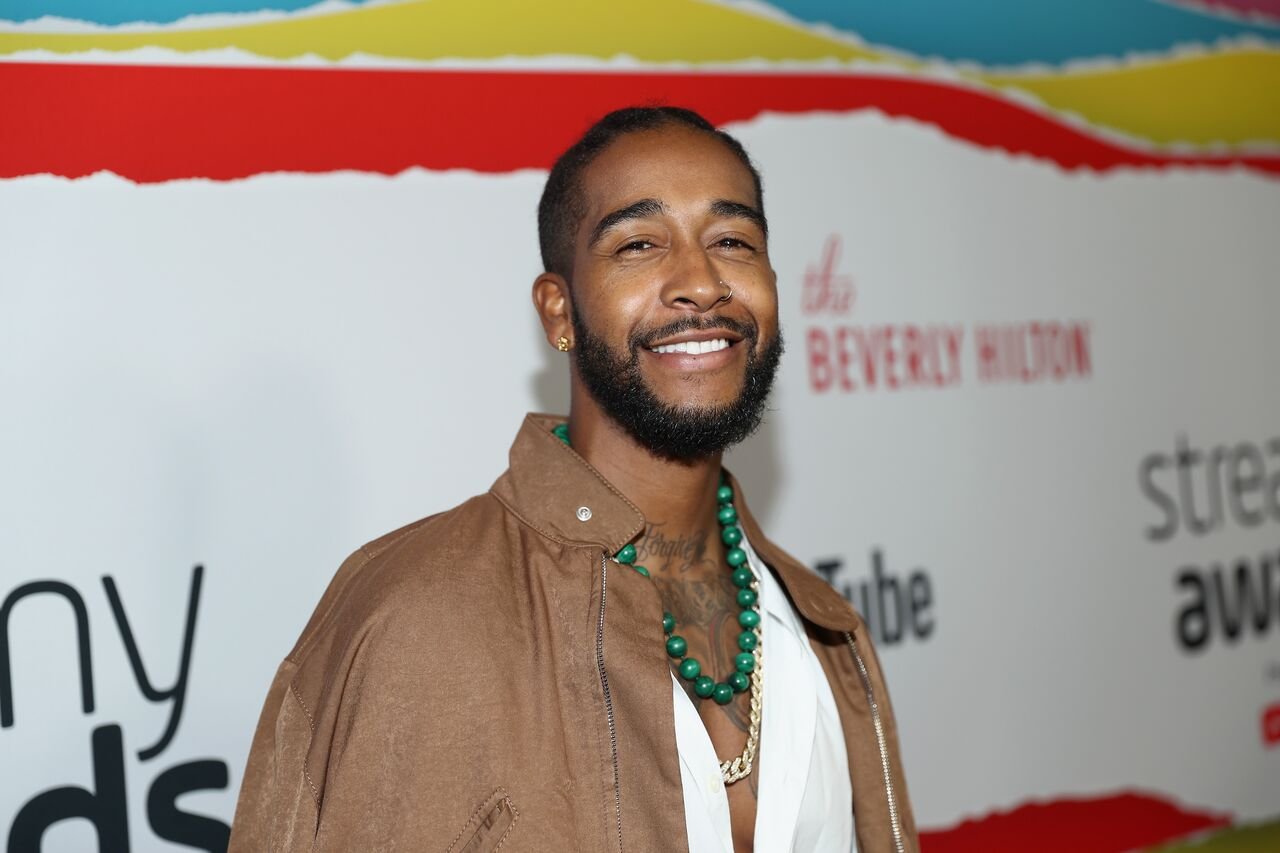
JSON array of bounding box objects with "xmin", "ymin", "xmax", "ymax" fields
[{"xmin": 556, "ymin": 336, "xmax": 571, "ymax": 352}]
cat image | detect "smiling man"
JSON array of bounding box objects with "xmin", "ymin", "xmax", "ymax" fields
[{"xmin": 229, "ymin": 107, "xmax": 916, "ymax": 853}]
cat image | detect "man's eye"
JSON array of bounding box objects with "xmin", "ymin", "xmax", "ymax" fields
[
  {"xmin": 618, "ymin": 240, "xmax": 654, "ymax": 254},
  {"xmin": 716, "ymin": 237, "xmax": 754, "ymax": 251}
]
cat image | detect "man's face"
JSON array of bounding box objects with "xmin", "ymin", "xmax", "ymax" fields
[{"xmin": 568, "ymin": 125, "xmax": 783, "ymax": 460}]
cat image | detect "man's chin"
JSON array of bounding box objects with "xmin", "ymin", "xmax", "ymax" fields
[{"xmin": 641, "ymin": 383, "xmax": 746, "ymax": 414}]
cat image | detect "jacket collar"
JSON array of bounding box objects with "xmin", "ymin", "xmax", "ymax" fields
[{"xmin": 490, "ymin": 412, "xmax": 862, "ymax": 636}]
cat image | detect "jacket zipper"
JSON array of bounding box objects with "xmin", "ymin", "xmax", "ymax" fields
[
  {"xmin": 845, "ymin": 632, "xmax": 906, "ymax": 853},
  {"xmin": 596, "ymin": 553, "xmax": 623, "ymax": 852}
]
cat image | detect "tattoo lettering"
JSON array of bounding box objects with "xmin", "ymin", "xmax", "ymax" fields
[{"xmin": 635, "ymin": 522, "xmax": 713, "ymax": 574}]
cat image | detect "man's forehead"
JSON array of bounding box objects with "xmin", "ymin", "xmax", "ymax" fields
[{"xmin": 578, "ymin": 126, "xmax": 758, "ymax": 218}]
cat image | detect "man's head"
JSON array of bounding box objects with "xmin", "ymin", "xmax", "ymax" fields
[{"xmin": 532, "ymin": 106, "xmax": 783, "ymax": 462}]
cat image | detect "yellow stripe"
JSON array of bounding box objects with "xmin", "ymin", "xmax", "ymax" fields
[
  {"xmin": 0, "ymin": 0, "xmax": 877, "ymax": 63},
  {"xmin": 979, "ymin": 49, "xmax": 1280, "ymax": 147}
]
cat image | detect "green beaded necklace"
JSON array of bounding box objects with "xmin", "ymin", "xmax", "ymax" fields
[{"xmin": 552, "ymin": 422, "xmax": 764, "ymax": 706}]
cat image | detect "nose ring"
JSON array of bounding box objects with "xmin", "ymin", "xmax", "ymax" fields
[{"xmin": 717, "ymin": 281, "xmax": 733, "ymax": 303}]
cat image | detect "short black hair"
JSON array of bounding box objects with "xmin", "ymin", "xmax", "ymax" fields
[{"xmin": 537, "ymin": 106, "xmax": 765, "ymax": 280}]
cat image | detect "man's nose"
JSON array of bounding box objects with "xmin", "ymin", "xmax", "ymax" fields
[{"xmin": 659, "ymin": 245, "xmax": 732, "ymax": 312}]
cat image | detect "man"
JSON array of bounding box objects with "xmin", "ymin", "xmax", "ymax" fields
[{"xmin": 229, "ymin": 106, "xmax": 916, "ymax": 852}]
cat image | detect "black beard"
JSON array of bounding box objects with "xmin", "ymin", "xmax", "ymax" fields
[{"xmin": 571, "ymin": 312, "xmax": 784, "ymax": 463}]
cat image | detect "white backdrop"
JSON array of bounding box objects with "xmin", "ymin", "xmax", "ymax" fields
[{"xmin": 3, "ymin": 111, "xmax": 1279, "ymax": 849}]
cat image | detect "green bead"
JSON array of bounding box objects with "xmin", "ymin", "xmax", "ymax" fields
[
  {"xmin": 735, "ymin": 652, "xmax": 756, "ymax": 673},
  {"xmin": 712, "ymin": 683, "xmax": 734, "ymax": 705},
  {"xmin": 721, "ymin": 526, "xmax": 742, "ymax": 546},
  {"xmin": 666, "ymin": 635, "xmax": 687, "ymax": 658},
  {"xmin": 717, "ymin": 505, "xmax": 738, "ymax": 525},
  {"xmin": 679, "ymin": 658, "xmax": 702, "ymax": 680},
  {"xmin": 716, "ymin": 484, "xmax": 734, "ymax": 504},
  {"xmin": 615, "ymin": 543, "xmax": 636, "ymax": 564},
  {"xmin": 552, "ymin": 423, "xmax": 570, "ymax": 444},
  {"xmin": 731, "ymin": 567, "xmax": 753, "ymax": 589},
  {"xmin": 632, "ymin": 564, "xmax": 650, "ymax": 578},
  {"xmin": 728, "ymin": 671, "xmax": 750, "ymax": 693},
  {"xmin": 694, "ymin": 675, "xmax": 715, "ymax": 698},
  {"xmin": 736, "ymin": 588, "xmax": 757, "ymax": 607},
  {"xmin": 726, "ymin": 547, "xmax": 747, "ymax": 567},
  {"xmin": 739, "ymin": 609, "xmax": 761, "ymax": 629},
  {"xmin": 738, "ymin": 631, "xmax": 758, "ymax": 651},
  {"xmin": 662, "ymin": 612, "xmax": 675, "ymax": 634}
]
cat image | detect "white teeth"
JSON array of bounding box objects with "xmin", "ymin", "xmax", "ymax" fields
[{"xmin": 650, "ymin": 338, "xmax": 730, "ymax": 355}]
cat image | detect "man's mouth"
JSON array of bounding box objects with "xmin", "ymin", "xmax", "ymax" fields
[{"xmin": 646, "ymin": 337, "xmax": 734, "ymax": 356}]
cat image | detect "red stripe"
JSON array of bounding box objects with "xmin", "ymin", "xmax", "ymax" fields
[
  {"xmin": 919, "ymin": 792, "xmax": 1232, "ymax": 853},
  {"xmin": 2, "ymin": 62, "xmax": 1277, "ymax": 182}
]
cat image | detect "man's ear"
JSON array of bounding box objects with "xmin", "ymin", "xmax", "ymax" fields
[{"xmin": 531, "ymin": 272, "xmax": 574, "ymax": 350}]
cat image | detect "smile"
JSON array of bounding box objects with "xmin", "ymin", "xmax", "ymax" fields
[{"xmin": 647, "ymin": 338, "xmax": 733, "ymax": 355}]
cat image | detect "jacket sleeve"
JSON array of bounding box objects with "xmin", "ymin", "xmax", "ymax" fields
[{"xmin": 228, "ymin": 661, "xmax": 319, "ymax": 853}]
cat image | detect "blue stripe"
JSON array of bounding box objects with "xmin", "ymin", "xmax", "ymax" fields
[
  {"xmin": 769, "ymin": 0, "xmax": 1279, "ymax": 65},
  {"xmin": 0, "ymin": 0, "xmax": 348, "ymax": 25}
]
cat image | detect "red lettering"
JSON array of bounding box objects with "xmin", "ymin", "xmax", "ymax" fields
[
  {"xmin": 849, "ymin": 328, "xmax": 877, "ymax": 388},
  {"xmin": 883, "ymin": 326, "xmax": 899, "ymax": 390},
  {"xmin": 1263, "ymin": 702, "xmax": 1280, "ymax": 748},
  {"xmin": 902, "ymin": 326, "xmax": 923, "ymax": 386},
  {"xmin": 976, "ymin": 326, "xmax": 998, "ymax": 382},
  {"xmin": 1015, "ymin": 325, "xmax": 1033, "ymax": 382},
  {"xmin": 807, "ymin": 327, "xmax": 832, "ymax": 392},
  {"xmin": 1070, "ymin": 322, "xmax": 1092, "ymax": 377},
  {"xmin": 836, "ymin": 327, "xmax": 856, "ymax": 391},
  {"xmin": 945, "ymin": 326, "xmax": 964, "ymax": 385},
  {"xmin": 802, "ymin": 235, "xmax": 854, "ymax": 315}
]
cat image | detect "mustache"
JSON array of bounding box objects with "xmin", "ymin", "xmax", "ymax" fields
[{"xmin": 629, "ymin": 315, "xmax": 759, "ymax": 352}]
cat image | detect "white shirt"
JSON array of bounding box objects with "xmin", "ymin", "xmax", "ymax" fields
[{"xmin": 672, "ymin": 533, "xmax": 855, "ymax": 852}]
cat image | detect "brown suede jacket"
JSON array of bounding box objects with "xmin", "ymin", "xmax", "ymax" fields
[{"xmin": 228, "ymin": 413, "xmax": 917, "ymax": 853}]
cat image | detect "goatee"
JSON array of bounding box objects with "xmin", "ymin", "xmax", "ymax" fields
[{"xmin": 571, "ymin": 312, "xmax": 784, "ymax": 463}]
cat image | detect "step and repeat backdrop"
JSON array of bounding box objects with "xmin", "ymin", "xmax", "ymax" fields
[{"xmin": 3, "ymin": 1, "xmax": 1279, "ymax": 850}]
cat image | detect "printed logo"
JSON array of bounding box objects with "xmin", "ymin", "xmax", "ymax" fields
[
  {"xmin": 802, "ymin": 234, "xmax": 1092, "ymax": 393},
  {"xmin": 0, "ymin": 566, "xmax": 230, "ymax": 849},
  {"xmin": 1137, "ymin": 434, "xmax": 1280, "ymax": 653},
  {"xmin": 801, "ymin": 235, "xmax": 855, "ymax": 316},
  {"xmin": 814, "ymin": 547, "xmax": 935, "ymax": 648}
]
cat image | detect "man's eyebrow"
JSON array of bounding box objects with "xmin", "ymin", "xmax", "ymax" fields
[
  {"xmin": 710, "ymin": 199, "xmax": 768, "ymax": 236},
  {"xmin": 588, "ymin": 198, "xmax": 667, "ymax": 248}
]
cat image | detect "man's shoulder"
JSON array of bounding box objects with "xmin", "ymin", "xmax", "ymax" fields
[{"xmin": 285, "ymin": 491, "xmax": 516, "ymax": 667}]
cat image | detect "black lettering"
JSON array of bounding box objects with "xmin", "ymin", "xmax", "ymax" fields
[
  {"xmin": 1207, "ymin": 445, "xmax": 1230, "ymax": 533},
  {"xmin": 147, "ymin": 760, "xmax": 232, "ymax": 852},
  {"xmin": 1268, "ymin": 438, "xmax": 1280, "ymax": 523},
  {"xmin": 1212, "ymin": 556, "xmax": 1274, "ymax": 642},
  {"xmin": 1175, "ymin": 569, "xmax": 1210, "ymax": 651},
  {"xmin": 1228, "ymin": 443, "xmax": 1266, "ymax": 527},
  {"xmin": 872, "ymin": 549, "xmax": 904, "ymax": 644},
  {"xmin": 850, "ymin": 579, "xmax": 872, "ymax": 632},
  {"xmin": 908, "ymin": 572, "xmax": 934, "ymax": 638},
  {"xmin": 7, "ymin": 724, "xmax": 129, "ymax": 852},
  {"xmin": 1175, "ymin": 435, "xmax": 1212, "ymax": 535},
  {"xmin": 103, "ymin": 564, "xmax": 204, "ymax": 761},
  {"xmin": 813, "ymin": 559, "xmax": 842, "ymax": 586},
  {"xmin": 1139, "ymin": 454, "xmax": 1178, "ymax": 541},
  {"xmin": 0, "ymin": 580, "xmax": 94, "ymax": 728}
]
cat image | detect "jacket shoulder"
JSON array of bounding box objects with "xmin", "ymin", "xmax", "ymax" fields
[{"xmin": 285, "ymin": 492, "xmax": 514, "ymax": 668}]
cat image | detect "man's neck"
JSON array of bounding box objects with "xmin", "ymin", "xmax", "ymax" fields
[{"xmin": 566, "ymin": 391, "xmax": 724, "ymax": 579}]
